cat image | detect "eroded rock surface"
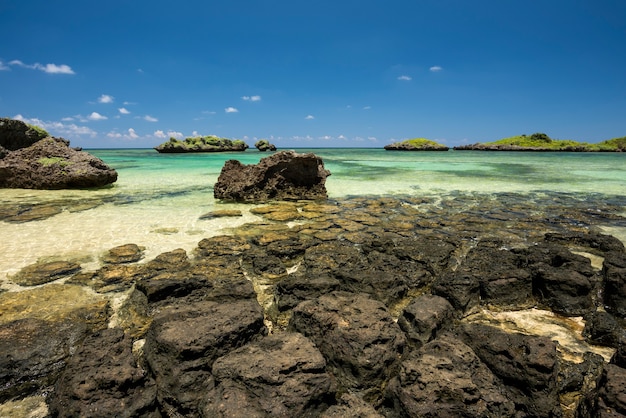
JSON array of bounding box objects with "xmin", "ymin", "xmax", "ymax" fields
[{"xmin": 213, "ymin": 150, "xmax": 330, "ymax": 202}]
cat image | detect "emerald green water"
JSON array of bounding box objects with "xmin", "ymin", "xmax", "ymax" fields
[{"xmin": 1, "ymin": 149, "xmax": 624, "ymax": 284}]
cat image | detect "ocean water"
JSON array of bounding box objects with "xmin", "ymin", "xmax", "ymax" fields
[{"xmin": 1, "ymin": 148, "xmax": 625, "ymax": 283}]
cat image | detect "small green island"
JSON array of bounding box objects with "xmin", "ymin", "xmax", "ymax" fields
[
  {"xmin": 453, "ymin": 133, "xmax": 626, "ymax": 152},
  {"xmin": 154, "ymin": 136, "xmax": 249, "ymax": 153},
  {"xmin": 384, "ymin": 138, "xmax": 449, "ymax": 151}
]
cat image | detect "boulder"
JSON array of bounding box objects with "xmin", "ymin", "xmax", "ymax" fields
[
  {"xmin": 397, "ymin": 294, "xmax": 455, "ymax": 348},
  {"xmin": 213, "ymin": 150, "xmax": 330, "ymax": 202},
  {"xmin": 254, "ymin": 139, "xmax": 277, "ymax": 152},
  {"xmin": 582, "ymin": 311, "xmax": 626, "ymax": 348},
  {"xmin": 603, "ymin": 251, "xmax": 626, "ymax": 318},
  {"xmin": 47, "ymin": 328, "xmax": 159, "ymax": 417},
  {"xmin": 143, "ymin": 299, "xmax": 266, "ymax": 415},
  {"xmin": 385, "ymin": 335, "xmax": 515, "ymax": 417},
  {"xmin": 458, "ymin": 323, "xmax": 561, "ymax": 417},
  {"xmin": 0, "ymin": 137, "xmax": 117, "ymax": 189},
  {"xmin": 202, "ymin": 332, "xmax": 336, "ymax": 417},
  {"xmin": 289, "ymin": 291, "xmax": 406, "ymax": 403},
  {"xmin": 0, "ymin": 117, "xmax": 48, "ymax": 151}
]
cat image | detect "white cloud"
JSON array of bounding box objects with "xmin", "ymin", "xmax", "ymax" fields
[
  {"xmin": 430, "ymin": 66, "xmax": 443, "ymax": 72},
  {"xmin": 0, "ymin": 61, "xmax": 9, "ymax": 71},
  {"xmin": 397, "ymin": 75, "xmax": 412, "ymax": 81},
  {"xmin": 118, "ymin": 107, "xmax": 130, "ymax": 115},
  {"xmin": 305, "ymin": 115, "xmax": 315, "ymax": 120},
  {"xmin": 14, "ymin": 114, "xmax": 96, "ymax": 137},
  {"xmin": 338, "ymin": 135, "xmax": 347, "ymax": 140},
  {"xmin": 88, "ymin": 112, "xmax": 107, "ymax": 121},
  {"xmin": 98, "ymin": 94, "xmax": 114, "ymax": 104},
  {"xmin": 225, "ymin": 107, "xmax": 239, "ymax": 113},
  {"xmin": 242, "ymin": 95, "xmax": 261, "ymax": 102},
  {"xmin": 127, "ymin": 128, "xmax": 139, "ymax": 139},
  {"xmin": 363, "ymin": 106, "xmax": 371, "ymax": 110},
  {"xmin": 167, "ymin": 131, "xmax": 183, "ymax": 139},
  {"xmin": 144, "ymin": 115, "xmax": 158, "ymax": 122},
  {"xmin": 154, "ymin": 130, "xmax": 167, "ymax": 139},
  {"xmin": 319, "ymin": 135, "xmax": 332, "ymax": 140},
  {"xmin": 9, "ymin": 60, "xmax": 75, "ymax": 74}
]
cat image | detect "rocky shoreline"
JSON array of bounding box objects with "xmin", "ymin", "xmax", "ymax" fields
[{"xmin": 1, "ymin": 192, "xmax": 626, "ymax": 417}]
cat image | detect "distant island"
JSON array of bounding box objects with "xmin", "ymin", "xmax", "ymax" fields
[
  {"xmin": 384, "ymin": 138, "xmax": 449, "ymax": 151},
  {"xmin": 254, "ymin": 139, "xmax": 277, "ymax": 152},
  {"xmin": 154, "ymin": 136, "xmax": 249, "ymax": 153},
  {"xmin": 454, "ymin": 133, "xmax": 626, "ymax": 152}
]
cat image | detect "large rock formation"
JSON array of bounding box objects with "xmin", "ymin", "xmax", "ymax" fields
[
  {"xmin": 0, "ymin": 136, "xmax": 118, "ymax": 189},
  {"xmin": 0, "ymin": 117, "xmax": 48, "ymax": 151},
  {"xmin": 214, "ymin": 150, "xmax": 331, "ymax": 202}
]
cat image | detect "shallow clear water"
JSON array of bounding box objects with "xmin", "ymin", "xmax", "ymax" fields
[{"xmin": 1, "ymin": 148, "xmax": 624, "ymax": 283}]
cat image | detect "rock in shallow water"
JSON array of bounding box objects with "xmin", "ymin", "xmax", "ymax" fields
[{"xmin": 213, "ymin": 150, "xmax": 330, "ymax": 202}]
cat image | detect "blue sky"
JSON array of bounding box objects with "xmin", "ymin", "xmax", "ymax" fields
[{"xmin": 1, "ymin": 1, "xmax": 625, "ymax": 148}]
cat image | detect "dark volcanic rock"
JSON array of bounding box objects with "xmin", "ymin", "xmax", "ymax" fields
[
  {"xmin": 583, "ymin": 364, "xmax": 626, "ymax": 417},
  {"xmin": 432, "ymin": 272, "xmax": 481, "ymax": 313},
  {"xmin": 458, "ymin": 323, "xmax": 561, "ymax": 417},
  {"xmin": 397, "ymin": 294, "xmax": 455, "ymax": 348},
  {"xmin": 583, "ymin": 311, "xmax": 626, "ymax": 348},
  {"xmin": 213, "ymin": 150, "xmax": 330, "ymax": 202},
  {"xmin": 521, "ymin": 242, "xmax": 598, "ymax": 316},
  {"xmin": 0, "ymin": 117, "xmax": 48, "ymax": 151},
  {"xmin": 385, "ymin": 335, "xmax": 515, "ymax": 417},
  {"xmin": 0, "ymin": 137, "xmax": 117, "ymax": 189},
  {"xmin": 289, "ymin": 291, "xmax": 406, "ymax": 403},
  {"xmin": 320, "ymin": 393, "xmax": 384, "ymax": 417},
  {"xmin": 603, "ymin": 251, "xmax": 626, "ymax": 318},
  {"xmin": 202, "ymin": 332, "xmax": 336, "ymax": 417},
  {"xmin": 0, "ymin": 318, "xmax": 88, "ymax": 403},
  {"xmin": 48, "ymin": 328, "xmax": 158, "ymax": 418},
  {"xmin": 144, "ymin": 299, "xmax": 266, "ymax": 416}
]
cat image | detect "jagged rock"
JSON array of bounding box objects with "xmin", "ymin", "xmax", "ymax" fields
[
  {"xmin": 213, "ymin": 150, "xmax": 330, "ymax": 202},
  {"xmin": 198, "ymin": 209, "xmax": 242, "ymax": 219},
  {"xmin": 0, "ymin": 284, "xmax": 109, "ymax": 403},
  {"xmin": 143, "ymin": 299, "xmax": 266, "ymax": 416},
  {"xmin": 521, "ymin": 242, "xmax": 598, "ymax": 316},
  {"xmin": 588, "ymin": 364, "xmax": 626, "ymax": 416},
  {"xmin": 603, "ymin": 251, "xmax": 626, "ymax": 318},
  {"xmin": 10, "ymin": 260, "xmax": 81, "ymax": 286},
  {"xmin": 397, "ymin": 294, "xmax": 455, "ymax": 348},
  {"xmin": 0, "ymin": 117, "xmax": 48, "ymax": 151},
  {"xmin": 611, "ymin": 336, "xmax": 626, "ymax": 368},
  {"xmin": 432, "ymin": 272, "xmax": 481, "ymax": 313},
  {"xmin": 0, "ymin": 137, "xmax": 117, "ymax": 189},
  {"xmin": 458, "ymin": 323, "xmax": 562, "ymax": 417},
  {"xmin": 47, "ymin": 328, "xmax": 159, "ymax": 417},
  {"xmin": 202, "ymin": 332, "xmax": 336, "ymax": 417},
  {"xmin": 289, "ymin": 291, "xmax": 406, "ymax": 403},
  {"xmin": 320, "ymin": 393, "xmax": 384, "ymax": 417},
  {"xmin": 583, "ymin": 311, "xmax": 626, "ymax": 348},
  {"xmin": 384, "ymin": 335, "xmax": 515, "ymax": 417}
]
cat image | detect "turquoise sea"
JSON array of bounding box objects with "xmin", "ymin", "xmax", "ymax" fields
[{"xmin": 1, "ymin": 148, "xmax": 625, "ymax": 285}]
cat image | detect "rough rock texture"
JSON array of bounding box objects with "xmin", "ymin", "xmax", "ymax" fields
[
  {"xmin": 0, "ymin": 137, "xmax": 118, "ymax": 189},
  {"xmin": 397, "ymin": 294, "xmax": 455, "ymax": 348},
  {"xmin": 583, "ymin": 311, "xmax": 626, "ymax": 348},
  {"xmin": 254, "ymin": 139, "xmax": 277, "ymax": 152},
  {"xmin": 101, "ymin": 243, "xmax": 145, "ymax": 264},
  {"xmin": 458, "ymin": 323, "xmax": 562, "ymax": 417},
  {"xmin": 603, "ymin": 251, "xmax": 626, "ymax": 318},
  {"xmin": 385, "ymin": 334, "xmax": 515, "ymax": 417},
  {"xmin": 0, "ymin": 117, "xmax": 48, "ymax": 151},
  {"xmin": 48, "ymin": 328, "xmax": 158, "ymax": 417},
  {"xmin": 202, "ymin": 332, "xmax": 336, "ymax": 417},
  {"xmin": 289, "ymin": 291, "xmax": 406, "ymax": 403},
  {"xmin": 10, "ymin": 260, "xmax": 81, "ymax": 286},
  {"xmin": 143, "ymin": 299, "xmax": 266, "ymax": 415},
  {"xmin": 213, "ymin": 150, "xmax": 330, "ymax": 202}
]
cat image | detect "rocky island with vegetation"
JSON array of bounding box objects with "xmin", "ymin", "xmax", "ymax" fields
[
  {"xmin": 154, "ymin": 135, "xmax": 249, "ymax": 153},
  {"xmin": 384, "ymin": 138, "xmax": 449, "ymax": 151},
  {"xmin": 254, "ymin": 139, "xmax": 277, "ymax": 152},
  {"xmin": 454, "ymin": 132, "xmax": 626, "ymax": 152}
]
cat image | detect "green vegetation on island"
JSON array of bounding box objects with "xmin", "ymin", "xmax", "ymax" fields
[
  {"xmin": 154, "ymin": 135, "xmax": 249, "ymax": 153},
  {"xmin": 254, "ymin": 139, "xmax": 277, "ymax": 152},
  {"xmin": 454, "ymin": 133, "xmax": 626, "ymax": 152},
  {"xmin": 384, "ymin": 138, "xmax": 449, "ymax": 151}
]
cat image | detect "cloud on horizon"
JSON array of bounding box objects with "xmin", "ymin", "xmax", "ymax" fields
[
  {"xmin": 242, "ymin": 95, "xmax": 261, "ymax": 102},
  {"xmin": 9, "ymin": 60, "xmax": 75, "ymax": 74}
]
